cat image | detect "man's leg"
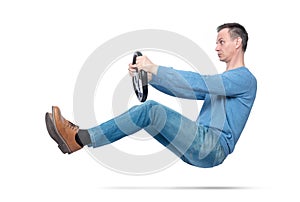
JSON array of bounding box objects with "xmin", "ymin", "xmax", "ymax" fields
[
  {"xmin": 46, "ymin": 100, "xmax": 191, "ymax": 154},
  {"xmin": 88, "ymin": 100, "xmax": 199, "ymax": 161},
  {"xmin": 91, "ymin": 100, "xmax": 226, "ymax": 167},
  {"xmin": 46, "ymin": 100, "xmax": 225, "ymax": 167}
]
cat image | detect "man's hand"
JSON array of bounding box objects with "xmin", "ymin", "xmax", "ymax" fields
[
  {"xmin": 128, "ymin": 55, "xmax": 158, "ymax": 81},
  {"xmin": 136, "ymin": 56, "xmax": 158, "ymax": 75}
]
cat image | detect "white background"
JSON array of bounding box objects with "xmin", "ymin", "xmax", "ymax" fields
[{"xmin": 1, "ymin": 0, "xmax": 299, "ymax": 201}]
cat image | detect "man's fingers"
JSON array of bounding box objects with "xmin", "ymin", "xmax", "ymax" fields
[{"xmin": 128, "ymin": 63, "xmax": 138, "ymax": 77}]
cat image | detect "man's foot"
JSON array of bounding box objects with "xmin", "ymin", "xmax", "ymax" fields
[{"xmin": 45, "ymin": 106, "xmax": 82, "ymax": 154}]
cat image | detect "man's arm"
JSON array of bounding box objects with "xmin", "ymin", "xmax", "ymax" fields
[
  {"xmin": 149, "ymin": 66, "xmax": 207, "ymax": 100},
  {"xmin": 150, "ymin": 66, "xmax": 255, "ymax": 98},
  {"xmin": 129, "ymin": 55, "xmax": 255, "ymax": 99}
]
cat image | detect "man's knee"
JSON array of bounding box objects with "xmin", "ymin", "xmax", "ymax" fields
[
  {"xmin": 143, "ymin": 100, "xmax": 159, "ymax": 107},
  {"xmin": 149, "ymin": 104, "xmax": 167, "ymax": 126},
  {"xmin": 141, "ymin": 100, "xmax": 167, "ymax": 124}
]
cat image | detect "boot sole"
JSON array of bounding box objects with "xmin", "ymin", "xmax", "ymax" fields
[{"xmin": 45, "ymin": 112, "xmax": 71, "ymax": 154}]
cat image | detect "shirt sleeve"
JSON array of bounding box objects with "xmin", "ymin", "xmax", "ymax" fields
[{"xmin": 149, "ymin": 66, "xmax": 255, "ymax": 98}]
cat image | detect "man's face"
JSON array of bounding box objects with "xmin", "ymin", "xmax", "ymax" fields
[{"xmin": 215, "ymin": 28, "xmax": 237, "ymax": 63}]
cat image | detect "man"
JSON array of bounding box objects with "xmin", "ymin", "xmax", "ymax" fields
[{"xmin": 45, "ymin": 23, "xmax": 257, "ymax": 168}]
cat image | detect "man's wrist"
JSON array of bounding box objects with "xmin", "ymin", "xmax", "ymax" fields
[{"xmin": 151, "ymin": 65, "xmax": 159, "ymax": 75}]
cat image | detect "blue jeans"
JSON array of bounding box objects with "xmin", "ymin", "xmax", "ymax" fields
[{"xmin": 88, "ymin": 100, "xmax": 226, "ymax": 168}]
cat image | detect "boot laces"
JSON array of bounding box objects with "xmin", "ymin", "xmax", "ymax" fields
[{"xmin": 66, "ymin": 120, "xmax": 78, "ymax": 130}]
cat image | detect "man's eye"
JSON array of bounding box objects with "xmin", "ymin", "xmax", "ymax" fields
[{"xmin": 220, "ymin": 40, "xmax": 224, "ymax": 45}]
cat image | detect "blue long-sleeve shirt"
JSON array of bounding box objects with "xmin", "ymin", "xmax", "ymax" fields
[{"xmin": 149, "ymin": 66, "xmax": 257, "ymax": 156}]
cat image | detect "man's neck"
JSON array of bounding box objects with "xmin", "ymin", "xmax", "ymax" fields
[{"xmin": 226, "ymin": 52, "xmax": 245, "ymax": 71}]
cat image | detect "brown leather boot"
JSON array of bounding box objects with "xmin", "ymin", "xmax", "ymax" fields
[{"xmin": 51, "ymin": 106, "xmax": 82, "ymax": 154}]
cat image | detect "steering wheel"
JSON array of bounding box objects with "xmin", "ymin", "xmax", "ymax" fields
[{"xmin": 132, "ymin": 51, "xmax": 148, "ymax": 102}]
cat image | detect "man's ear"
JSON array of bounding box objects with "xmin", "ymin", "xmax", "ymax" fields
[{"xmin": 235, "ymin": 37, "xmax": 242, "ymax": 49}]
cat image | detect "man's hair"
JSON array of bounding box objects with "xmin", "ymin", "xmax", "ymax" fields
[{"xmin": 217, "ymin": 23, "xmax": 248, "ymax": 52}]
